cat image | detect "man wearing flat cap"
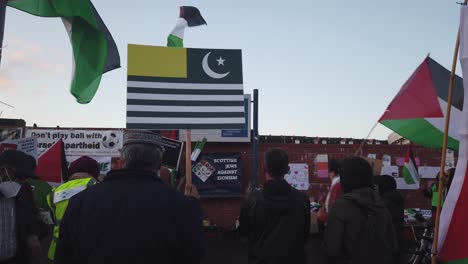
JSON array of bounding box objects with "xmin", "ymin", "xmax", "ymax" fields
[{"xmin": 55, "ymin": 130, "xmax": 204, "ymax": 264}]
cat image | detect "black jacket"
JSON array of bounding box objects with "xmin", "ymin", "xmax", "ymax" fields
[
  {"xmin": 381, "ymin": 190, "xmax": 404, "ymax": 238},
  {"xmin": 322, "ymin": 187, "xmax": 398, "ymax": 264},
  {"xmin": 239, "ymin": 179, "xmax": 310, "ymax": 264},
  {"xmin": 55, "ymin": 169, "xmax": 204, "ymax": 264}
]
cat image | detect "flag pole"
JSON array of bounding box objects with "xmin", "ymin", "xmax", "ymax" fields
[
  {"xmin": 185, "ymin": 129, "xmax": 192, "ymax": 187},
  {"xmin": 431, "ymin": 2, "xmax": 466, "ymax": 262},
  {"xmin": 0, "ymin": 0, "xmax": 7, "ymax": 68}
]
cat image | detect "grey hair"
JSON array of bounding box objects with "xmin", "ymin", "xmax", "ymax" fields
[{"xmin": 120, "ymin": 144, "xmax": 163, "ymax": 170}]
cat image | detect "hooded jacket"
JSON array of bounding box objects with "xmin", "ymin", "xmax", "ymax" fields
[
  {"xmin": 323, "ymin": 187, "xmax": 398, "ymax": 264},
  {"xmin": 239, "ymin": 179, "xmax": 310, "ymax": 264}
]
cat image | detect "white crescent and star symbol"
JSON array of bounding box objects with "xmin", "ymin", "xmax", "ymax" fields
[{"xmin": 202, "ymin": 52, "xmax": 230, "ymax": 79}]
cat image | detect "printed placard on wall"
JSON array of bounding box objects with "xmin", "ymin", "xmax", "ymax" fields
[
  {"xmin": 0, "ymin": 127, "xmax": 23, "ymax": 142},
  {"xmin": 26, "ymin": 129, "xmax": 123, "ymax": 157},
  {"xmin": 315, "ymin": 154, "xmax": 328, "ymax": 178},
  {"xmin": 159, "ymin": 137, "xmax": 184, "ymax": 169},
  {"xmin": 285, "ymin": 164, "xmax": 309, "ymax": 191},
  {"xmin": 418, "ymin": 166, "xmax": 440, "ymax": 179},
  {"xmin": 381, "ymin": 166, "xmax": 399, "ymax": 177},
  {"xmin": 382, "ymin": 154, "xmax": 391, "ymax": 166},
  {"xmin": 192, "ymin": 153, "xmax": 242, "ymax": 197},
  {"xmin": 0, "ymin": 137, "xmax": 38, "ymax": 160}
]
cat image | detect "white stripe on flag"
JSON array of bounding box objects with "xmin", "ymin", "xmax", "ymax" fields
[
  {"xmin": 127, "ymin": 93, "xmax": 243, "ymax": 101},
  {"xmin": 170, "ymin": 18, "xmax": 188, "ymax": 39},
  {"xmin": 427, "ymin": 98, "xmax": 463, "ymax": 142},
  {"xmin": 127, "ymin": 117, "xmax": 245, "ymax": 124},
  {"xmin": 127, "ymin": 105, "xmax": 244, "ymax": 112},
  {"xmin": 127, "ymin": 81, "xmax": 244, "ymax": 90}
]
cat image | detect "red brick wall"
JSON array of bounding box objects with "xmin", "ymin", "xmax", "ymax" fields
[{"xmin": 183, "ymin": 143, "xmax": 446, "ymax": 229}]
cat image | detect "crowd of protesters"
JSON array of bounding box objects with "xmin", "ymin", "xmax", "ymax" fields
[{"xmin": 0, "ymin": 130, "xmax": 456, "ymax": 264}]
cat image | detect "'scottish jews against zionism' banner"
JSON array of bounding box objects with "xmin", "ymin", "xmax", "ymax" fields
[
  {"xmin": 126, "ymin": 44, "xmax": 245, "ymax": 130},
  {"xmin": 25, "ymin": 129, "xmax": 123, "ymax": 157},
  {"xmin": 192, "ymin": 153, "xmax": 242, "ymax": 197}
]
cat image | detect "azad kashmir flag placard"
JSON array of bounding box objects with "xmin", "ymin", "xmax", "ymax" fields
[
  {"xmin": 127, "ymin": 44, "xmax": 245, "ymax": 129},
  {"xmin": 379, "ymin": 56, "xmax": 464, "ymax": 150},
  {"xmin": 438, "ymin": 6, "xmax": 468, "ymax": 264}
]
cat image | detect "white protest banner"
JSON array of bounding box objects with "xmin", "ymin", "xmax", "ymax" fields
[
  {"xmin": 0, "ymin": 137, "xmax": 38, "ymax": 160},
  {"xmin": 419, "ymin": 166, "xmax": 440, "ymax": 179},
  {"xmin": 381, "ymin": 166, "xmax": 399, "ymax": 177},
  {"xmin": 67, "ymin": 156, "xmax": 112, "ymax": 175},
  {"xmin": 26, "ymin": 129, "xmax": 123, "ymax": 157},
  {"xmin": 285, "ymin": 164, "xmax": 309, "ymax": 190}
]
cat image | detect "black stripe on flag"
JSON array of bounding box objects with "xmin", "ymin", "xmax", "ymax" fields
[
  {"xmin": 90, "ymin": 2, "xmax": 120, "ymax": 73},
  {"xmin": 127, "ymin": 111, "xmax": 244, "ymax": 118},
  {"xmin": 127, "ymin": 87, "xmax": 243, "ymax": 95}
]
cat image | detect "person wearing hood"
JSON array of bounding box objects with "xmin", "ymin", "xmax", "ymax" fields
[
  {"xmin": 322, "ymin": 157, "xmax": 397, "ymax": 264},
  {"xmin": 238, "ymin": 148, "xmax": 310, "ymax": 264}
]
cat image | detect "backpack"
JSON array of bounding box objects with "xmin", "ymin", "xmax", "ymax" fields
[
  {"xmin": 0, "ymin": 197, "xmax": 17, "ymax": 261},
  {"xmin": 350, "ymin": 200, "xmax": 395, "ymax": 264}
]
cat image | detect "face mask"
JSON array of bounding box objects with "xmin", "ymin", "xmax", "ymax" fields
[{"xmin": 0, "ymin": 168, "xmax": 21, "ymax": 198}]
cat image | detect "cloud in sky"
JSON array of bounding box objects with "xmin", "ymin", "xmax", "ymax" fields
[{"xmin": 0, "ymin": 38, "xmax": 67, "ymax": 92}]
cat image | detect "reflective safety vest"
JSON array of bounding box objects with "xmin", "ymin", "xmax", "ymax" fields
[{"xmin": 46, "ymin": 178, "xmax": 96, "ymax": 260}]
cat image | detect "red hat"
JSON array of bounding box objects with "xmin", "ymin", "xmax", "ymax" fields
[{"xmin": 67, "ymin": 156, "xmax": 100, "ymax": 180}]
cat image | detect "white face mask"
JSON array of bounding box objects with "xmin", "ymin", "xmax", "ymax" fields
[{"xmin": 0, "ymin": 168, "xmax": 21, "ymax": 198}]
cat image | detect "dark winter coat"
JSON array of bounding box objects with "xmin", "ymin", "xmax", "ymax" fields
[
  {"xmin": 239, "ymin": 179, "xmax": 310, "ymax": 264},
  {"xmin": 381, "ymin": 190, "xmax": 404, "ymax": 239},
  {"xmin": 322, "ymin": 187, "xmax": 398, "ymax": 264},
  {"xmin": 55, "ymin": 169, "xmax": 204, "ymax": 264}
]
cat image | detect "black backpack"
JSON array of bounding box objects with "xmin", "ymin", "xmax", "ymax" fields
[{"xmin": 350, "ymin": 200, "xmax": 396, "ymax": 264}]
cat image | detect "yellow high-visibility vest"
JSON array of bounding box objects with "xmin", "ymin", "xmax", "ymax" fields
[{"xmin": 46, "ymin": 177, "xmax": 96, "ymax": 260}]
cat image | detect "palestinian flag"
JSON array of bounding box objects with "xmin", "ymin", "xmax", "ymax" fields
[
  {"xmin": 379, "ymin": 56, "xmax": 464, "ymax": 150},
  {"xmin": 438, "ymin": 6, "xmax": 468, "ymax": 263},
  {"xmin": 8, "ymin": 0, "xmax": 120, "ymax": 104},
  {"xmin": 35, "ymin": 139, "xmax": 67, "ymax": 184},
  {"xmin": 167, "ymin": 6, "xmax": 207, "ymax": 48},
  {"xmin": 402, "ymin": 147, "xmax": 420, "ymax": 185}
]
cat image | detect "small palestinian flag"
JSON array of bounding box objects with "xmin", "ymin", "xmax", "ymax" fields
[
  {"xmin": 191, "ymin": 137, "xmax": 207, "ymax": 162},
  {"xmin": 167, "ymin": 6, "xmax": 207, "ymax": 48},
  {"xmin": 35, "ymin": 139, "xmax": 67, "ymax": 184},
  {"xmin": 402, "ymin": 147, "xmax": 420, "ymax": 185},
  {"xmin": 8, "ymin": 0, "xmax": 120, "ymax": 103},
  {"xmin": 379, "ymin": 57, "xmax": 464, "ymax": 150}
]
